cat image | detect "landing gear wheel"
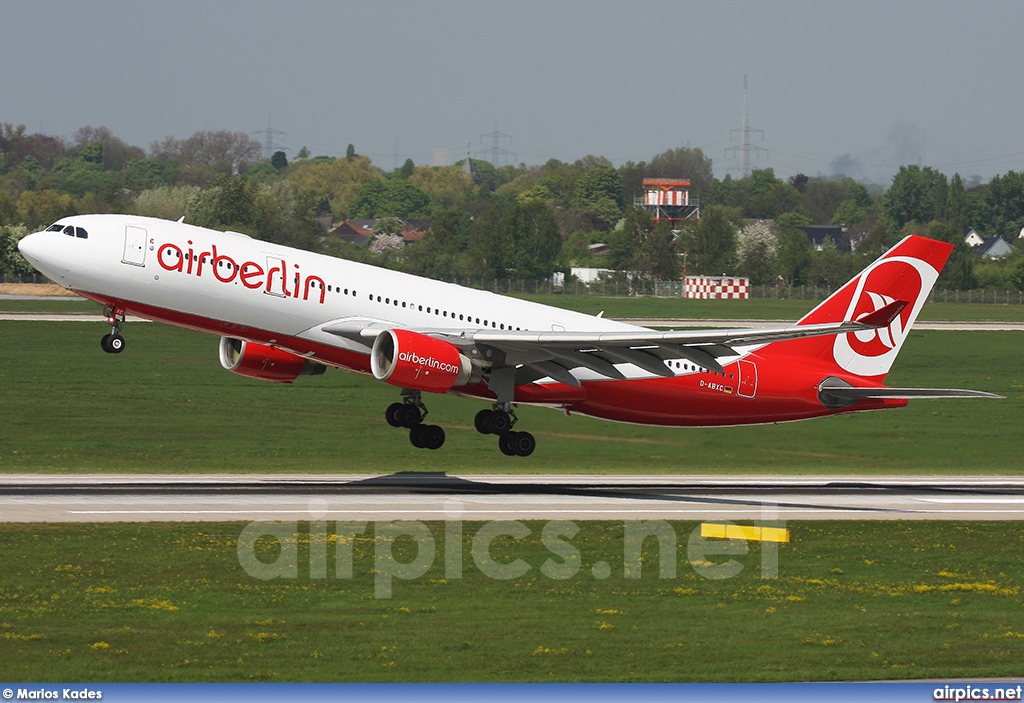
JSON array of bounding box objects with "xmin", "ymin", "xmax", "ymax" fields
[
  {"xmin": 409, "ymin": 426, "xmax": 426, "ymax": 448},
  {"xmin": 511, "ymin": 431, "xmax": 536, "ymax": 457},
  {"xmin": 422, "ymin": 424, "xmax": 445, "ymax": 450},
  {"xmin": 498, "ymin": 432, "xmax": 517, "ymax": 456},
  {"xmin": 475, "ymin": 409, "xmax": 513, "ymax": 435},
  {"xmin": 397, "ymin": 404, "xmax": 422, "ymax": 428},
  {"xmin": 410, "ymin": 424, "xmax": 446, "ymax": 450},
  {"xmin": 101, "ymin": 333, "xmax": 125, "ymax": 354},
  {"xmin": 474, "ymin": 409, "xmax": 493, "ymax": 434},
  {"xmin": 385, "ymin": 402, "xmax": 406, "ymax": 428}
]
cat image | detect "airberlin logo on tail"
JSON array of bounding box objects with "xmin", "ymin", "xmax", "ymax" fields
[{"xmin": 832, "ymin": 256, "xmax": 938, "ymax": 378}]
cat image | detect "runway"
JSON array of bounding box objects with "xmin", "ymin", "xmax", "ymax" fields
[{"xmin": 2, "ymin": 473, "xmax": 1023, "ymax": 522}]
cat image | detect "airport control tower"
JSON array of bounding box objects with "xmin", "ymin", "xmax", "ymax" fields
[{"xmin": 636, "ymin": 178, "xmax": 700, "ymax": 227}]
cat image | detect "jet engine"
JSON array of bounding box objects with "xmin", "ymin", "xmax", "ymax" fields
[
  {"xmin": 218, "ymin": 337, "xmax": 326, "ymax": 383},
  {"xmin": 371, "ymin": 329, "xmax": 478, "ymax": 393}
]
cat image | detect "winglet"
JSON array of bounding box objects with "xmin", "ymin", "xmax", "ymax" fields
[{"xmin": 856, "ymin": 299, "xmax": 907, "ymax": 328}]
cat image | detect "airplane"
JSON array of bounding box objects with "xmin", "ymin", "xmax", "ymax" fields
[{"xmin": 17, "ymin": 214, "xmax": 999, "ymax": 456}]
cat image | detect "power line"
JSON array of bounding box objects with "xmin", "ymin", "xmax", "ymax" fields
[
  {"xmin": 253, "ymin": 115, "xmax": 287, "ymax": 160},
  {"xmin": 725, "ymin": 75, "xmax": 768, "ymax": 177},
  {"xmin": 475, "ymin": 121, "xmax": 515, "ymax": 165}
]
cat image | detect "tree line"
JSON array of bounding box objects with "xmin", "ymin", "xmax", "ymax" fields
[{"xmin": 2, "ymin": 122, "xmax": 1024, "ymax": 290}]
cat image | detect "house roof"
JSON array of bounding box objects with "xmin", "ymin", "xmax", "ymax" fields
[
  {"xmin": 976, "ymin": 236, "xmax": 1014, "ymax": 258},
  {"xmin": 799, "ymin": 225, "xmax": 851, "ymax": 252},
  {"xmin": 326, "ymin": 219, "xmax": 433, "ymax": 246}
]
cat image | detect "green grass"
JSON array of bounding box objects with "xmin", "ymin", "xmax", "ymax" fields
[
  {"xmin": 1, "ymin": 521, "xmax": 1022, "ymax": 682},
  {"xmin": 0, "ymin": 321, "xmax": 1019, "ymax": 473},
  {"xmin": 0, "ymin": 297, "xmax": 102, "ymax": 313}
]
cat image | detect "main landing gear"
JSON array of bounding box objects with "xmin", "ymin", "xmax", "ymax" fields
[
  {"xmin": 383, "ymin": 393, "xmax": 536, "ymax": 456},
  {"xmin": 385, "ymin": 391, "xmax": 446, "ymax": 451},
  {"xmin": 100, "ymin": 306, "xmax": 126, "ymax": 354},
  {"xmin": 475, "ymin": 404, "xmax": 536, "ymax": 457}
]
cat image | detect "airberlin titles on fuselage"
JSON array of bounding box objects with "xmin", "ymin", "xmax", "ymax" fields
[{"xmin": 156, "ymin": 240, "xmax": 328, "ymax": 304}]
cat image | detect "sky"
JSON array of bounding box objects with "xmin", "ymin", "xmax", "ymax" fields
[{"xmin": 3, "ymin": 0, "xmax": 1024, "ymax": 184}]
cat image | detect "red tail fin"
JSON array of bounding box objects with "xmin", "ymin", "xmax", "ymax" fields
[{"xmin": 760, "ymin": 235, "xmax": 952, "ymax": 382}]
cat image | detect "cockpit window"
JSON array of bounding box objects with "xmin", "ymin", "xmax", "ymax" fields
[{"xmin": 51, "ymin": 224, "xmax": 87, "ymax": 238}]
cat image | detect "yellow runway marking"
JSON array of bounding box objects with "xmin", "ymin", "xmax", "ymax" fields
[{"xmin": 701, "ymin": 523, "xmax": 790, "ymax": 542}]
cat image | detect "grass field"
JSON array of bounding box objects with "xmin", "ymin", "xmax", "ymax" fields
[
  {"xmin": 1, "ymin": 520, "xmax": 1022, "ymax": 682},
  {"xmin": 0, "ymin": 321, "xmax": 1019, "ymax": 473}
]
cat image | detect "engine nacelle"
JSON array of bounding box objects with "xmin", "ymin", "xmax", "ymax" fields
[
  {"xmin": 371, "ymin": 329, "xmax": 476, "ymax": 393},
  {"xmin": 218, "ymin": 337, "xmax": 326, "ymax": 383}
]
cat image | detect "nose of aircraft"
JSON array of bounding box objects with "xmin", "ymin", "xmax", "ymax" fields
[{"xmin": 16, "ymin": 230, "xmax": 46, "ymax": 266}]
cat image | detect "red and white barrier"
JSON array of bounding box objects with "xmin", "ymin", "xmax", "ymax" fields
[{"xmin": 684, "ymin": 276, "xmax": 750, "ymax": 299}]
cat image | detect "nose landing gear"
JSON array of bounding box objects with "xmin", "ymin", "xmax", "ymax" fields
[{"xmin": 100, "ymin": 306, "xmax": 126, "ymax": 354}]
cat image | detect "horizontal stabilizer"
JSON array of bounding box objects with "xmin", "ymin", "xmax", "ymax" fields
[
  {"xmin": 855, "ymin": 299, "xmax": 907, "ymax": 327},
  {"xmin": 819, "ymin": 376, "xmax": 1002, "ymax": 408},
  {"xmin": 826, "ymin": 387, "xmax": 1003, "ymax": 400}
]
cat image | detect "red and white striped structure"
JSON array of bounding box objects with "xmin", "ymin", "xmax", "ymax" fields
[
  {"xmin": 636, "ymin": 178, "xmax": 700, "ymax": 225},
  {"xmin": 685, "ymin": 275, "xmax": 750, "ymax": 299},
  {"xmin": 645, "ymin": 189, "xmax": 689, "ymax": 206}
]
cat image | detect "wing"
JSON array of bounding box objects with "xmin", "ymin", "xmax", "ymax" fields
[{"xmin": 321, "ymin": 300, "xmax": 908, "ymax": 388}]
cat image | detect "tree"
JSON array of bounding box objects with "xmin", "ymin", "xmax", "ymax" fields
[
  {"xmin": 804, "ymin": 179, "xmax": 846, "ymax": 224},
  {"xmin": 345, "ymin": 144, "xmax": 356, "ymax": 161},
  {"xmin": 403, "ymin": 209, "xmax": 469, "ymax": 280},
  {"xmin": 503, "ymin": 200, "xmax": 562, "ymax": 279},
  {"xmin": 637, "ymin": 221, "xmax": 678, "ymax": 280},
  {"xmin": 807, "ymin": 238, "xmax": 854, "ymax": 288},
  {"xmin": 774, "ymin": 212, "xmax": 813, "ymax": 285},
  {"xmin": 349, "ymin": 178, "xmax": 431, "ymax": 219},
  {"xmin": 685, "ymin": 204, "xmax": 741, "ymax": 274},
  {"xmin": 646, "ymin": 147, "xmax": 715, "ymax": 196},
  {"xmin": 923, "ymin": 221, "xmax": 976, "ymax": 290},
  {"xmin": 464, "ymin": 205, "xmax": 511, "ymax": 279},
  {"xmin": 882, "ymin": 165, "xmax": 948, "ymax": 231},
  {"xmin": 831, "ymin": 199, "xmax": 867, "ymax": 226},
  {"xmin": 572, "ymin": 164, "xmax": 623, "ymax": 230},
  {"xmin": 736, "ymin": 220, "xmax": 778, "ymax": 284},
  {"xmin": 0, "ymin": 224, "xmax": 33, "ymax": 277},
  {"xmin": 72, "ymin": 125, "xmax": 143, "ymax": 170},
  {"xmin": 948, "ymin": 173, "xmax": 967, "ymax": 235},
  {"xmin": 270, "ymin": 151, "xmax": 288, "ymax": 171},
  {"xmin": 285, "ymin": 155, "xmax": 379, "ymax": 219},
  {"xmin": 398, "ymin": 158, "xmax": 414, "ymax": 179},
  {"xmin": 151, "ymin": 130, "xmax": 262, "ymax": 177},
  {"xmin": 606, "ymin": 207, "xmax": 651, "ymax": 272},
  {"xmin": 967, "ymin": 170, "xmax": 1024, "ymax": 239}
]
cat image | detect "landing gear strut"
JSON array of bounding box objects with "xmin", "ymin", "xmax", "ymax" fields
[
  {"xmin": 100, "ymin": 306, "xmax": 126, "ymax": 354},
  {"xmin": 475, "ymin": 404, "xmax": 536, "ymax": 457},
  {"xmin": 385, "ymin": 390, "xmax": 445, "ymax": 450}
]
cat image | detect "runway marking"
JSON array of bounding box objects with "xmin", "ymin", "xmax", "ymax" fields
[
  {"xmin": 63, "ymin": 508, "xmax": 1024, "ymax": 516},
  {"xmin": 917, "ymin": 497, "xmax": 1024, "ymax": 503}
]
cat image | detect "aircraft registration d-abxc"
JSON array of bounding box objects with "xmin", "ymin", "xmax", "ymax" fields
[{"xmin": 18, "ymin": 215, "xmax": 999, "ymax": 456}]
